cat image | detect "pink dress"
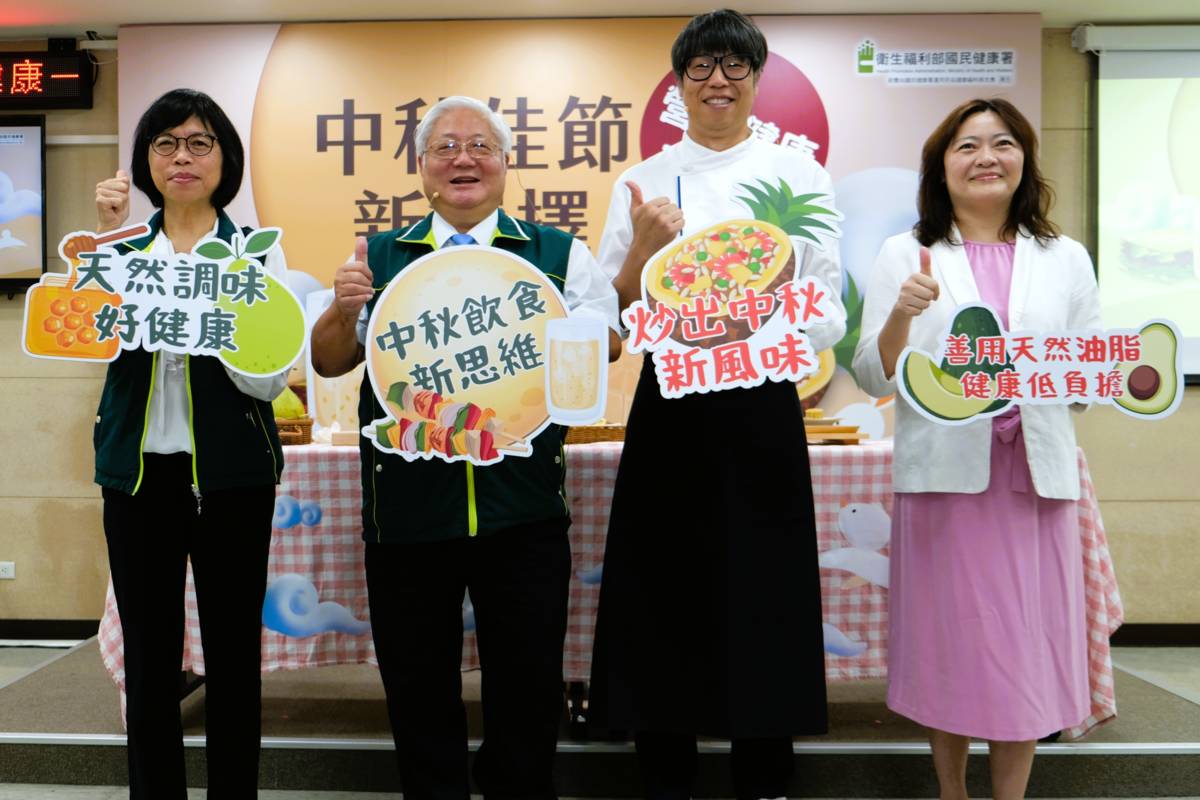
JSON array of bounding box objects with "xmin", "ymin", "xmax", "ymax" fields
[{"xmin": 885, "ymin": 241, "xmax": 1090, "ymax": 741}]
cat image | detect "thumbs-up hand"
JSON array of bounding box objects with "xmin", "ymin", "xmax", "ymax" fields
[
  {"xmin": 95, "ymin": 169, "xmax": 131, "ymax": 233},
  {"xmin": 894, "ymin": 246, "xmax": 940, "ymax": 318},
  {"xmin": 627, "ymin": 180, "xmax": 683, "ymax": 262},
  {"xmin": 333, "ymin": 236, "xmax": 374, "ymax": 320}
]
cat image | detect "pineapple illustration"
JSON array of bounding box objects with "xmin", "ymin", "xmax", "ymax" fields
[
  {"xmin": 736, "ymin": 178, "xmax": 839, "ymax": 246},
  {"xmin": 738, "ymin": 178, "xmax": 844, "ymax": 405}
]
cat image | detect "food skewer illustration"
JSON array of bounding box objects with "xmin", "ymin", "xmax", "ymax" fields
[
  {"xmin": 60, "ymin": 222, "xmax": 153, "ymax": 265},
  {"xmin": 373, "ymin": 381, "xmax": 529, "ymax": 461}
]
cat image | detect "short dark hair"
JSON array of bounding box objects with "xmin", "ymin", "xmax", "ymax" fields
[
  {"xmin": 130, "ymin": 88, "xmax": 244, "ymax": 211},
  {"xmin": 915, "ymin": 97, "xmax": 1058, "ymax": 247},
  {"xmin": 670, "ymin": 9, "xmax": 768, "ymax": 81}
]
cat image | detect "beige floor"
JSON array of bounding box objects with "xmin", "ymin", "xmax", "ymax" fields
[
  {"xmin": 0, "ymin": 644, "xmax": 1197, "ymax": 800},
  {"xmin": 2, "ymin": 646, "xmax": 1197, "ymax": 707},
  {"xmin": 3, "ymin": 647, "xmax": 1197, "ymax": 700},
  {"xmin": 0, "ymin": 645, "xmax": 62, "ymax": 690},
  {"xmin": 1109, "ymin": 647, "xmax": 1200, "ymax": 706}
]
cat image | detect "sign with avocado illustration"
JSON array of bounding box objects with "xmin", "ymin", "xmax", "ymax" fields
[
  {"xmin": 898, "ymin": 304, "xmax": 1183, "ymax": 424},
  {"xmin": 22, "ymin": 222, "xmax": 306, "ymax": 377},
  {"xmin": 363, "ymin": 245, "xmax": 608, "ymax": 466},
  {"xmin": 623, "ymin": 180, "xmax": 842, "ymax": 399}
]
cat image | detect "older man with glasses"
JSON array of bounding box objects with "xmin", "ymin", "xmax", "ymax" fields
[{"xmin": 311, "ymin": 95, "xmax": 621, "ymax": 800}]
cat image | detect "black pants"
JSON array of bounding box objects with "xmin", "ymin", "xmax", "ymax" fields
[
  {"xmin": 102, "ymin": 453, "xmax": 274, "ymax": 800},
  {"xmin": 636, "ymin": 731, "xmax": 794, "ymax": 800},
  {"xmin": 365, "ymin": 517, "xmax": 571, "ymax": 800}
]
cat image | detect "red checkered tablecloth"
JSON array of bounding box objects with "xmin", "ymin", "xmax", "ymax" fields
[{"xmin": 97, "ymin": 441, "xmax": 1122, "ymax": 738}]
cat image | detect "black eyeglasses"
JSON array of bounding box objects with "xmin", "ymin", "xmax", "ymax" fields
[
  {"xmin": 151, "ymin": 132, "xmax": 218, "ymax": 157},
  {"xmin": 684, "ymin": 53, "xmax": 753, "ymax": 82}
]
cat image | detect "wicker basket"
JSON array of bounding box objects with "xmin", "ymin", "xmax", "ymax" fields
[
  {"xmin": 564, "ymin": 425, "xmax": 626, "ymax": 444},
  {"xmin": 276, "ymin": 417, "xmax": 313, "ymax": 446}
]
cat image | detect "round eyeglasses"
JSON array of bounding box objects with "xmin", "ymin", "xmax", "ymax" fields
[
  {"xmin": 426, "ymin": 138, "xmax": 500, "ymax": 161},
  {"xmin": 151, "ymin": 133, "xmax": 218, "ymax": 157},
  {"xmin": 684, "ymin": 53, "xmax": 753, "ymax": 82}
]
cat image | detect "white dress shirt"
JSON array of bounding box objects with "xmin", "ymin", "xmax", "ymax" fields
[
  {"xmin": 852, "ymin": 229, "xmax": 1103, "ymax": 500},
  {"xmin": 595, "ymin": 134, "xmax": 846, "ymax": 353},
  {"xmin": 355, "ymin": 209, "xmax": 621, "ymax": 344}
]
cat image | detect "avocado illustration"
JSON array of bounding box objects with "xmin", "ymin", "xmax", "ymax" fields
[
  {"xmin": 196, "ymin": 228, "xmax": 306, "ymax": 377},
  {"xmin": 902, "ymin": 350, "xmax": 997, "ymax": 421},
  {"xmin": 1115, "ymin": 322, "xmax": 1180, "ymax": 417},
  {"xmin": 939, "ymin": 305, "xmax": 1011, "ymax": 414}
]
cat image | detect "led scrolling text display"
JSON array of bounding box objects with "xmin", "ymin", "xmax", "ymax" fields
[{"xmin": 0, "ymin": 52, "xmax": 92, "ymax": 110}]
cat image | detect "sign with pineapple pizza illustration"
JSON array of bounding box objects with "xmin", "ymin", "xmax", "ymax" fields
[
  {"xmin": 623, "ymin": 179, "xmax": 842, "ymax": 398},
  {"xmin": 22, "ymin": 222, "xmax": 306, "ymax": 376}
]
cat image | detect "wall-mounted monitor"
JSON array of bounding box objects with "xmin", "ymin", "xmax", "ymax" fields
[
  {"xmin": 0, "ymin": 115, "xmax": 47, "ymax": 292},
  {"xmin": 1097, "ymin": 51, "xmax": 1200, "ymax": 380}
]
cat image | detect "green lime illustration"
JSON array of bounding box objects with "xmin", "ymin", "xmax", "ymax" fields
[{"xmin": 216, "ymin": 258, "xmax": 305, "ymax": 375}]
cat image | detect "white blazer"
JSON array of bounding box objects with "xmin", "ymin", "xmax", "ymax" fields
[{"xmin": 853, "ymin": 229, "xmax": 1102, "ymax": 500}]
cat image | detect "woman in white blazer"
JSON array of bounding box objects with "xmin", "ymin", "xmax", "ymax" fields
[{"xmin": 853, "ymin": 98, "xmax": 1102, "ymax": 800}]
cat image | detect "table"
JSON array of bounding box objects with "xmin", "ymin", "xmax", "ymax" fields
[{"xmin": 98, "ymin": 442, "xmax": 1123, "ymax": 739}]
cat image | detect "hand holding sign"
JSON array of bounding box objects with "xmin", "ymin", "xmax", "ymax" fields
[
  {"xmin": 622, "ymin": 214, "xmax": 838, "ymax": 399},
  {"xmin": 363, "ymin": 244, "xmax": 598, "ymax": 466},
  {"xmin": 894, "ymin": 246, "xmax": 939, "ymax": 317},
  {"xmin": 627, "ymin": 180, "xmax": 683, "ymax": 261},
  {"xmin": 333, "ymin": 236, "xmax": 374, "ymax": 320},
  {"xmin": 897, "ymin": 303, "xmax": 1184, "ymax": 423},
  {"xmin": 24, "ymin": 225, "xmax": 305, "ymax": 377},
  {"xmin": 94, "ymin": 170, "xmax": 131, "ymax": 234}
]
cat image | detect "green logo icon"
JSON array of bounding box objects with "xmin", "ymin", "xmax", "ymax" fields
[{"xmin": 857, "ymin": 39, "xmax": 875, "ymax": 74}]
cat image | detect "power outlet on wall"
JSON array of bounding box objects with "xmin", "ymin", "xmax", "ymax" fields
[{"xmin": 0, "ymin": 561, "xmax": 14, "ymax": 579}]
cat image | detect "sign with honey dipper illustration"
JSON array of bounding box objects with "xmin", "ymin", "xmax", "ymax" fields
[
  {"xmin": 364, "ymin": 245, "xmax": 608, "ymax": 466},
  {"xmin": 623, "ymin": 179, "xmax": 842, "ymax": 399},
  {"xmin": 22, "ymin": 223, "xmax": 306, "ymax": 376}
]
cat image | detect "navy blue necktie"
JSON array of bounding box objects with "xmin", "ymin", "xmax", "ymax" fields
[{"xmin": 447, "ymin": 232, "xmax": 477, "ymax": 246}]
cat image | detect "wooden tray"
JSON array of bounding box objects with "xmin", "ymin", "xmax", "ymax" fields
[
  {"xmin": 808, "ymin": 431, "xmax": 869, "ymax": 445},
  {"xmin": 565, "ymin": 425, "xmax": 626, "ymax": 444},
  {"xmin": 805, "ymin": 424, "xmax": 859, "ymax": 434}
]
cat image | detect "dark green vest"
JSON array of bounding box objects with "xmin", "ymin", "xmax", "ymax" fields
[
  {"xmin": 93, "ymin": 210, "xmax": 284, "ymax": 495},
  {"xmin": 358, "ymin": 210, "xmax": 573, "ymax": 543}
]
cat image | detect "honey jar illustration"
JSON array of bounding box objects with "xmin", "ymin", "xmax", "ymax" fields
[
  {"xmin": 22, "ymin": 222, "xmax": 151, "ymax": 362},
  {"xmin": 24, "ymin": 274, "xmax": 123, "ymax": 360}
]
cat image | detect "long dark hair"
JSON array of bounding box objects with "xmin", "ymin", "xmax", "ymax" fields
[
  {"xmin": 914, "ymin": 97, "xmax": 1058, "ymax": 247},
  {"xmin": 130, "ymin": 88, "xmax": 244, "ymax": 210}
]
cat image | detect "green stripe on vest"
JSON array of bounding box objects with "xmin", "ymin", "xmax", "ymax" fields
[
  {"xmin": 358, "ymin": 210, "xmax": 572, "ymax": 543},
  {"xmin": 93, "ymin": 210, "xmax": 284, "ymax": 494}
]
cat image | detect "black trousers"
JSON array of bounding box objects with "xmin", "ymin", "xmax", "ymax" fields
[
  {"xmin": 365, "ymin": 517, "xmax": 571, "ymax": 800},
  {"xmin": 635, "ymin": 731, "xmax": 795, "ymax": 800},
  {"xmin": 102, "ymin": 453, "xmax": 274, "ymax": 800}
]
